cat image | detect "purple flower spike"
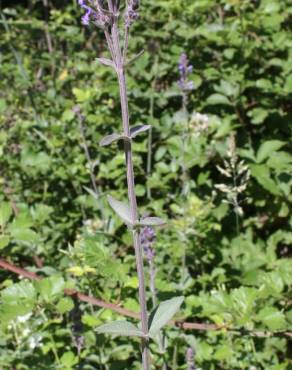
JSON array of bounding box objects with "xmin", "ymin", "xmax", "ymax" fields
[
  {"xmin": 140, "ymin": 226, "xmax": 156, "ymax": 263},
  {"xmin": 124, "ymin": 0, "xmax": 139, "ymax": 27},
  {"xmin": 178, "ymin": 53, "xmax": 193, "ymax": 89},
  {"xmin": 82, "ymin": 10, "xmax": 91, "ymax": 25},
  {"xmin": 186, "ymin": 347, "xmax": 196, "ymax": 370},
  {"xmin": 178, "ymin": 53, "xmax": 193, "ymax": 105},
  {"xmin": 78, "ymin": 1, "xmax": 110, "ymax": 28}
]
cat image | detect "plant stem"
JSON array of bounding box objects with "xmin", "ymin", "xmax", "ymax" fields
[
  {"xmin": 180, "ymin": 94, "xmax": 189, "ymax": 277},
  {"xmin": 78, "ymin": 116, "xmax": 99, "ymax": 198},
  {"xmin": 146, "ymin": 56, "xmax": 158, "ymax": 199},
  {"xmin": 148, "ymin": 260, "xmax": 167, "ymax": 370},
  {"xmin": 117, "ymin": 54, "xmax": 151, "ymax": 370},
  {"xmin": 108, "ymin": 10, "xmax": 151, "ymax": 370}
]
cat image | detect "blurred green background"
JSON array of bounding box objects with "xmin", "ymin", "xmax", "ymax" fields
[{"xmin": 0, "ymin": 0, "xmax": 291, "ymax": 369}]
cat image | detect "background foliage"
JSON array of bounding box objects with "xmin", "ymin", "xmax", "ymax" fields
[{"xmin": 0, "ymin": 0, "xmax": 291, "ymax": 369}]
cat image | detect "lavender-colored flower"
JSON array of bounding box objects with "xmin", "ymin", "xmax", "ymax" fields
[
  {"xmin": 141, "ymin": 225, "xmax": 157, "ymax": 310},
  {"xmin": 78, "ymin": 0, "xmax": 110, "ymax": 28},
  {"xmin": 124, "ymin": 0, "xmax": 139, "ymax": 26},
  {"xmin": 140, "ymin": 226, "xmax": 156, "ymax": 262},
  {"xmin": 178, "ymin": 53, "xmax": 193, "ymax": 93},
  {"xmin": 78, "ymin": 0, "xmax": 93, "ymax": 25},
  {"xmin": 186, "ymin": 347, "xmax": 196, "ymax": 370}
]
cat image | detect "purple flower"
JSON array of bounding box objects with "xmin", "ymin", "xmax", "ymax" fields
[
  {"xmin": 178, "ymin": 53, "xmax": 194, "ymax": 93},
  {"xmin": 124, "ymin": 0, "xmax": 139, "ymax": 26},
  {"xmin": 78, "ymin": 0, "xmax": 110, "ymax": 27},
  {"xmin": 186, "ymin": 347, "xmax": 196, "ymax": 370},
  {"xmin": 78, "ymin": 0, "xmax": 92, "ymax": 25},
  {"xmin": 82, "ymin": 9, "xmax": 92, "ymax": 25},
  {"xmin": 140, "ymin": 226, "xmax": 156, "ymax": 262}
]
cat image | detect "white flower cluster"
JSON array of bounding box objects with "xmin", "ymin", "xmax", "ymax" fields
[
  {"xmin": 8, "ymin": 314, "xmax": 43, "ymax": 349},
  {"xmin": 190, "ymin": 111, "xmax": 209, "ymax": 137}
]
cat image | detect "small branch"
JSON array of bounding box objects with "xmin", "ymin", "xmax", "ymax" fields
[
  {"xmin": 122, "ymin": 26, "xmax": 129, "ymax": 63},
  {"xmin": 0, "ymin": 259, "xmax": 291, "ymax": 339},
  {"xmin": 78, "ymin": 115, "xmax": 99, "ymax": 198},
  {"xmin": 42, "ymin": 0, "xmax": 53, "ymax": 55}
]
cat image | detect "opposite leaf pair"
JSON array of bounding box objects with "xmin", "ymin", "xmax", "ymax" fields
[
  {"xmin": 107, "ymin": 195, "xmax": 165, "ymax": 228},
  {"xmin": 96, "ymin": 296, "xmax": 184, "ymax": 338},
  {"xmin": 100, "ymin": 124, "xmax": 151, "ymax": 147}
]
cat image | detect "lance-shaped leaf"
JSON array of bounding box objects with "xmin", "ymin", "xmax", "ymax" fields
[
  {"xmin": 148, "ymin": 296, "xmax": 184, "ymax": 337},
  {"xmin": 125, "ymin": 49, "xmax": 145, "ymax": 67},
  {"xmin": 96, "ymin": 57, "xmax": 115, "ymax": 68},
  {"xmin": 100, "ymin": 133, "xmax": 131, "ymax": 147},
  {"xmin": 139, "ymin": 217, "xmax": 166, "ymax": 227},
  {"xmin": 130, "ymin": 125, "xmax": 151, "ymax": 139},
  {"xmin": 107, "ymin": 195, "xmax": 134, "ymax": 225},
  {"xmin": 100, "ymin": 133, "xmax": 122, "ymax": 147},
  {"xmin": 96, "ymin": 320, "xmax": 145, "ymax": 337},
  {"xmin": 83, "ymin": 186, "xmax": 99, "ymax": 200}
]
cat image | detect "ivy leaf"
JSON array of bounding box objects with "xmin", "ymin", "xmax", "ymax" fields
[
  {"xmin": 130, "ymin": 125, "xmax": 151, "ymax": 138},
  {"xmin": 107, "ymin": 195, "xmax": 134, "ymax": 225},
  {"xmin": 139, "ymin": 217, "xmax": 166, "ymax": 226},
  {"xmin": 96, "ymin": 320, "xmax": 145, "ymax": 337},
  {"xmin": 149, "ymin": 296, "xmax": 184, "ymax": 337}
]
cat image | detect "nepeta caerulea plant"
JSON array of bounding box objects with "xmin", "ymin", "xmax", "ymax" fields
[{"xmin": 78, "ymin": 1, "xmax": 183, "ymax": 369}]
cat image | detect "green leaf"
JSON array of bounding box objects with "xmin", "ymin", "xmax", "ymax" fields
[
  {"xmin": 0, "ymin": 235, "xmax": 10, "ymax": 249},
  {"xmin": 0, "ymin": 98, "xmax": 7, "ymax": 114},
  {"xmin": 149, "ymin": 296, "xmax": 184, "ymax": 337},
  {"xmin": 256, "ymin": 140, "xmax": 286, "ymax": 163},
  {"xmin": 56, "ymin": 297, "xmax": 74, "ymax": 314},
  {"xmin": 100, "ymin": 133, "xmax": 125, "ymax": 147},
  {"xmin": 139, "ymin": 217, "xmax": 166, "ymax": 226},
  {"xmin": 0, "ymin": 203, "xmax": 12, "ymax": 227},
  {"xmin": 250, "ymin": 164, "xmax": 281, "ymax": 195},
  {"xmin": 9, "ymin": 228, "xmax": 39, "ymax": 243},
  {"xmin": 60, "ymin": 351, "xmax": 78, "ymax": 367},
  {"xmin": 206, "ymin": 93, "xmax": 231, "ymax": 106},
  {"xmin": 284, "ymin": 74, "xmax": 292, "ymax": 93},
  {"xmin": 36, "ymin": 276, "xmax": 65, "ymax": 302},
  {"xmin": 248, "ymin": 108, "xmax": 268, "ymax": 125},
  {"xmin": 256, "ymin": 307, "xmax": 286, "ymax": 330},
  {"xmin": 96, "ymin": 320, "xmax": 145, "ymax": 337},
  {"xmin": 2, "ymin": 281, "xmax": 36, "ymax": 303},
  {"xmin": 130, "ymin": 125, "xmax": 151, "ymax": 138},
  {"xmin": 0, "ymin": 281, "xmax": 36, "ymax": 320},
  {"xmin": 107, "ymin": 196, "xmax": 134, "ymax": 225}
]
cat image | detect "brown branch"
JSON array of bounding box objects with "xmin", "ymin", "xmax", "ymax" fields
[{"xmin": 0, "ymin": 259, "xmax": 291, "ymax": 339}]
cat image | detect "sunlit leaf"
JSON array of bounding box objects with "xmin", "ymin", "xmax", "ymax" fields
[
  {"xmin": 96, "ymin": 320, "xmax": 145, "ymax": 337},
  {"xmin": 149, "ymin": 296, "xmax": 184, "ymax": 337}
]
